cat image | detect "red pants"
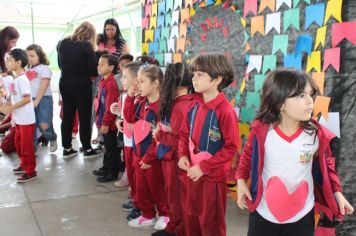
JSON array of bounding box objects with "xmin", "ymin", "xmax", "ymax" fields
[
  {"xmin": 60, "ymin": 104, "xmax": 79, "ymax": 135},
  {"xmin": 134, "ymin": 154, "xmax": 169, "ymax": 219},
  {"xmin": 124, "ymin": 147, "xmax": 137, "ymax": 206},
  {"xmin": 162, "ymin": 160, "xmax": 185, "ymax": 236},
  {"xmin": 1, "ymin": 126, "xmax": 16, "ymax": 153},
  {"xmin": 15, "ymin": 124, "xmax": 36, "ymax": 175},
  {"xmin": 186, "ymin": 179, "xmax": 227, "ymax": 236}
]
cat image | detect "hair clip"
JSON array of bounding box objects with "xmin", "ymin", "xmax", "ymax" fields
[{"xmin": 139, "ymin": 62, "xmax": 150, "ymax": 70}]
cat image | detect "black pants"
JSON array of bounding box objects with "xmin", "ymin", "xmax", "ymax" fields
[
  {"xmin": 248, "ymin": 209, "xmax": 315, "ymax": 236},
  {"xmin": 60, "ymin": 79, "xmax": 93, "ymax": 150},
  {"xmin": 102, "ymin": 130, "xmax": 123, "ymax": 175}
]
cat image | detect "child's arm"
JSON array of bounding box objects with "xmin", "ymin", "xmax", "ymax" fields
[
  {"xmin": 101, "ymin": 82, "xmax": 119, "ymax": 134},
  {"xmin": 178, "ymin": 112, "xmax": 191, "ymax": 171},
  {"xmin": 33, "ymin": 79, "xmax": 50, "ymax": 108},
  {"xmin": 0, "ymin": 96, "xmax": 31, "ymax": 115},
  {"xmin": 123, "ymin": 85, "xmax": 138, "ymax": 123},
  {"xmin": 155, "ymin": 128, "xmax": 179, "ymax": 150}
]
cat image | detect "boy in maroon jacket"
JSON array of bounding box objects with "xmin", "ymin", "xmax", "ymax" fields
[{"xmin": 93, "ymin": 54, "xmax": 122, "ymax": 182}]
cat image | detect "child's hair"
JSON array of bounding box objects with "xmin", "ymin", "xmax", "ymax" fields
[
  {"xmin": 135, "ymin": 55, "xmax": 159, "ymax": 66},
  {"xmin": 256, "ymin": 68, "xmax": 318, "ymax": 131},
  {"xmin": 159, "ymin": 63, "xmax": 193, "ymax": 119},
  {"xmin": 9, "ymin": 48, "xmax": 28, "ymax": 68},
  {"xmin": 100, "ymin": 54, "xmax": 119, "ymax": 74},
  {"xmin": 139, "ymin": 64, "xmax": 163, "ymax": 85},
  {"xmin": 118, "ymin": 53, "xmax": 134, "ymax": 62},
  {"xmin": 123, "ymin": 61, "xmax": 142, "ymax": 76},
  {"xmin": 26, "ymin": 44, "xmax": 49, "ymax": 65},
  {"xmin": 190, "ymin": 53, "xmax": 235, "ymax": 91}
]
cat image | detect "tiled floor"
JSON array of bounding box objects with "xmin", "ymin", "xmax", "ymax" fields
[{"xmin": 0, "ymin": 93, "xmax": 248, "ymax": 236}]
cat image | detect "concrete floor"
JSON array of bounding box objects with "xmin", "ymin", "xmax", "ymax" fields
[{"xmin": 0, "ymin": 93, "xmax": 248, "ymax": 236}]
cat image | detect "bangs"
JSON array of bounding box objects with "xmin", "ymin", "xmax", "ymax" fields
[
  {"xmin": 288, "ymin": 71, "xmax": 318, "ymax": 98},
  {"xmin": 189, "ymin": 55, "xmax": 210, "ymax": 73}
]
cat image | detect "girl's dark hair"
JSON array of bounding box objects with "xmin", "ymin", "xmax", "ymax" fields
[
  {"xmin": 9, "ymin": 48, "xmax": 28, "ymax": 68},
  {"xmin": 159, "ymin": 63, "xmax": 193, "ymax": 119},
  {"xmin": 190, "ymin": 53, "xmax": 234, "ymax": 91},
  {"xmin": 26, "ymin": 44, "xmax": 50, "ymax": 66},
  {"xmin": 139, "ymin": 64, "xmax": 163, "ymax": 85},
  {"xmin": 135, "ymin": 55, "xmax": 159, "ymax": 66},
  {"xmin": 0, "ymin": 26, "xmax": 20, "ymax": 72},
  {"xmin": 123, "ymin": 61, "xmax": 142, "ymax": 77},
  {"xmin": 100, "ymin": 54, "xmax": 119, "ymax": 74},
  {"xmin": 256, "ymin": 68, "xmax": 319, "ymax": 131},
  {"xmin": 99, "ymin": 18, "xmax": 126, "ymax": 51}
]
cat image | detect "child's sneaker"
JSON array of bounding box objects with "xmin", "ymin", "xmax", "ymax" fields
[
  {"xmin": 13, "ymin": 166, "xmax": 25, "ymax": 174},
  {"xmin": 17, "ymin": 173, "xmax": 37, "ymax": 183},
  {"xmin": 126, "ymin": 207, "xmax": 141, "ymax": 221},
  {"xmin": 49, "ymin": 139, "xmax": 58, "ymax": 152},
  {"xmin": 153, "ymin": 216, "xmax": 170, "ymax": 231},
  {"xmin": 114, "ymin": 172, "xmax": 129, "ymax": 188},
  {"xmin": 122, "ymin": 201, "xmax": 134, "ymax": 212},
  {"xmin": 63, "ymin": 148, "xmax": 78, "ymax": 160},
  {"xmin": 128, "ymin": 216, "xmax": 156, "ymax": 228}
]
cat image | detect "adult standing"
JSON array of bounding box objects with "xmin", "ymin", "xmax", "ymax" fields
[
  {"xmin": 57, "ymin": 21, "xmax": 102, "ymax": 159},
  {"xmin": 0, "ymin": 26, "xmax": 19, "ymax": 82}
]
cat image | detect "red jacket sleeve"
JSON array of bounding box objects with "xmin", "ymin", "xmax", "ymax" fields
[
  {"xmin": 235, "ymin": 130, "xmax": 255, "ymax": 180},
  {"xmin": 142, "ymin": 138, "xmax": 158, "ymax": 164},
  {"xmin": 178, "ymin": 112, "xmax": 190, "ymax": 160},
  {"xmin": 102, "ymin": 81, "xmax": 119, "ymax": 128},
  {"xmin": 155, "ymin": 130, "xmax": 179, "ymax": 151},
  {"xmin": 123, "ymin": 95, "xmax": 137, "ymax": 123},
  {"xmin": 199, "ymin": 109, "xmax": 239, "ymax": 174},
  {"xmin": 325, "ymin": 145, "xmax": 342, "ymax": 192}
]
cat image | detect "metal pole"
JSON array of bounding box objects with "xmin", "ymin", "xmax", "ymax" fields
[{"xmin": 31, "ymin": 2, "xmax": 35, "ymax": 43}]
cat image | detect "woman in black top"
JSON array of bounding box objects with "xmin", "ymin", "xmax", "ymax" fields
[{"xmin": 57, "ymin": 21, "xmax": 101, "ymax": 159}]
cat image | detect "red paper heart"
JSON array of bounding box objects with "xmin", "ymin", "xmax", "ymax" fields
[
  {"xmin": 265, "ymin": 177, "xmax": 309, "ymax": 223},
  {"xmin": 189, "ymin": 138, "xmax": 212, "ymax": 165},
  {"xmin": 123, "ymin": 119, "xmax": 133, "ymax": 139},
  {"xmin": 9, "ymin": 83, "xmax": 14, "ymax": 93},
  {"xmin": 133, "ymin": 119, "xmax": 152, "ymax": 146},
  {"xmin": 26, "ymin": 70, "xmax": 37, "ymax": 81}
]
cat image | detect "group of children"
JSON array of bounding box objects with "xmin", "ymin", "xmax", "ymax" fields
[
  {"xmin": 0, "ymin": 45, "xmax": 57, "ymax": 182},
  {"xmin": 1, "ymin": 44, "xmax": 354, "ymax": 235}
]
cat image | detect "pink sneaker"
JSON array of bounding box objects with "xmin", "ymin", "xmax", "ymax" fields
[
  {"xmin": 154, "ymin": 216, "xmax": 170, "ymax": 230},
  {"xmin": 128, "ymin": 216, "xmax": 156, "ymax": 228},
  {"xmin": 114, "ymin": 172, "xmax": 129, "ymax": 188}
]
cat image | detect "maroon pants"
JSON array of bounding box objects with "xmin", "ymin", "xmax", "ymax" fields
[
  {"xmin": 186, "ymin": 178, "xmax": 227, "ymax": 236},
  {"xmin": 124, "ymin": 147, "xmax": 137, "ymax": 206},
  {"xmin": 1, "ymin": 126, "xmax": 16, "ymax": 153},
  {"xmin": 134, "ymin": 154, "xmax": 169, "ymax": 219},
  {"xmin": 15, "ymin": 124, "xmax": 36, "ymax": 175},
  {"xmin": 162, "ymin": 160, "xmax": 186, "ymax": 236}
]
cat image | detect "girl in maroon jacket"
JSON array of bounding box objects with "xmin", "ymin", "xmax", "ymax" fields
[
  {"xmin": 151, "ymin": 63, "xmax": 194, "ymax": 236},
  {"xmin": 93, "ymin": 54, "xmax": 122, "ymax": 182},
  {"xmin": 236, "ymin": 69, "xmax": 353, "ymax": 236},
  {"xmin": 124, "ymin": 64, "xmax": 169, "ymax": 230}
]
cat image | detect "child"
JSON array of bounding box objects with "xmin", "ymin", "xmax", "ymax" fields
[
  {"xmin": 178, "ymin": 54, "xmax": 239, "ymax": 236},
  {"xmin": 1, "ymin": 48, "xmax": 36, "ymax": 182},
  {"xmin": 92, "ymin": 54, "xmax": 122, "ymax": 182},
  {"xmin": 26, "ymin": 44, "xmax": 57, "ymax": 152},
  {"xmin": 236, "ymin": 69, "xmax": 354, "ymax": 236},
  {"xmin": 111, "ymin": 62, "xmax": 142, "ymax": 220},
  {"xmin": 114, "ymin": 53, "xmax": 134, "ymax": 91},
  {"xmin": 152, "ymin": 63, "xmax": 194, "ymax": 236},
  {"xmin": 124, "ymin": 65, "xmax": 169, "ymax": 229}
]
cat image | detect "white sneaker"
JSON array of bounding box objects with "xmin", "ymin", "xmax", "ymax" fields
[
  {"xmin": 49, "ymin": 140, "xmax": 58, "ymax": 152},
  {"xmin": 114, "ymin": 172, "xmax": 129, "ymax": 188},
  {"xmin": 153, "ymin": 216, "xmax": 170, "ymax": 230},
  {"xmin": 128, "ymin": 216, "xmax": 156, "ymax": 228}
]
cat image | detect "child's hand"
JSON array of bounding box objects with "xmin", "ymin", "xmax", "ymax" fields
[
  {"xmin": 33, "ymin": 99, "xmax": 39, "ymax": 108},
  {"xmin": 127, "ymin": 123, "xmax": 134, "ymax": 131},
  {"xmin": 139, "ymin": 160, "xmax": 151, "ymax": 169},
  {"xmin": 178, "ymin": 156, "xmax": 190, "ymax": 171},
  {"xmin": 237, "ymin": 179, "xmax": 252, "ymax": 210},
  {"xmin": 100, "ymin": 125, "xmax": 109, "ymax": 134},
  {"xmin": 116, "ymin": 119, "xmax": 123, "ymax": 132},
  {"xmin": 0, "ymin": 104, "xmax": 13, "ymax": 115},
  {"xmin": 152, "ymin": 125, "xmax": 160, "ymax": 139},
  {"xmin": 127, "ymin": 84, "xmax": 137, "ymax": 97},
  {"xmin": 110, "ymin": 102, "xmax": 119, "ymax": 115},
  {"xmin": 334, "ymin": 192, "xmax": 354, "ymax": 215},
  {"xmin": 187, "ymin": 165, "xmax": 203, "ymax": 182}
]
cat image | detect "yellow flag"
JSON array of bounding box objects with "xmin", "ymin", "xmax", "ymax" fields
[
  {"xmin": 149, "ymin": 17, "xmax": 157, "ymax": 30},
  {"xmin": 314, "ymin": 26, "xmax": 327, "ymax": 50},
  {"xmin": 190, "ymin": 7, "xmax": 196, "ymax": 17},
  {"xmin": 215, "ymin": 0, "xmax": 222, "ymax": 6},
  {"xmin": 324, "ymin": 0, "xmax": 342, "ymax": 24},
  {"xmin": 306, "ymin": 51, "xmax": 321, "ymax": 72},
  {"xmin": 142, "ymin": 43, "xmax": 149, "ymax": 54},
  {"xmin": 240, "ymin": 79, "xmax": 246, "ymax": 94},
  {"xmin": 241, "ymin": 17, "xmax": 247, "ymax": 28},
  {"xmin": 239, "ymin": 123, "xmax": 250, "ymax": 138},
  {"xmin": 145, "ymin": 30, "xmax": 154, "ymax": 43},
  {"xmin": 151, "ymin": 3, "xmax": 157, "ymax": 17}
]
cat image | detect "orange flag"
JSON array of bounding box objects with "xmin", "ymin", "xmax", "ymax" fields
[
  {"xmin": 251, "ymin": 15, "xmax": 265, "ymax": 37},
  {"xmin": 179, "ymin": 23, "xmax": 187, "ymax": 38},
  {"xmin": 258, "ymin": 0, "xmax": 275, "ymax": 13},
  {"xmin": 181, "ymin": 8, "xmax": 190, "ymax": 23},
  {"xmin": 173, "ymin": 53, "xmax": 182, "ymax": 63},
  {"xmin": 313, "ymin": 96, "xmax": 331, "ymax": 119},
  {"xmin": 176, "ymin": 38, "xmax": 186, "ymax": 53},
  {"xmin": 312, "ymin": 72, "xmax": 325, "ymax": 95}
]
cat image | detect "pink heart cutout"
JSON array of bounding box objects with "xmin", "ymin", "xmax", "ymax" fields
[
  {"xmin": 133, "ymin": 119, "xmax": 152, "ymax": 146},
  {"xmin": 123, "ymin": 119, "xmax": 133, "ymax": 139},
  {"xmin": 189, "ymin": 138, "xmax": 212, "ymax": 165},
  {"xmin": 26, "ymin": 70, "xmax": 36, "ymax": 81},
  {"xmin": 265, "ymin": 177, "xmax": 309, "ymax": 223},
  {"xmin": 158, "ymin": 122, "xmax": 170, "ymax": 132},
  {"xmin": 9, "ymin": 83, "xmax": 14, "ymax": 93}
]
